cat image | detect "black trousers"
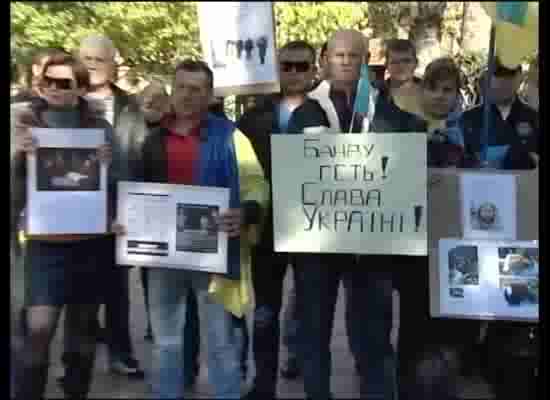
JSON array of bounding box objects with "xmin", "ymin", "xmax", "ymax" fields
[
  {"xmin": 63, "ymin": 237, "xmax": 134, "ymax": 362},
  {"xmin": 395, "ymin": 256, "xmax": 482, "ymax": 380},
  {"xmin": 293, "ymin": 254, "xmax": 395, "ymax": 399},
  {"xmin": 250, "ymin": 247, "xmax": 294, "ymax": 395}
]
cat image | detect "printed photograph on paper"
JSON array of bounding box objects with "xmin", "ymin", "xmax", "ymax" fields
[
  {"xmin": 448, "ymin": 245, "xmax": 479, "ymax": 289},
  {"xmin": 36, "ymin": 148, "xmax": 100, "ymax": 191},
  {"xmin": 176, "ymin": 204, "xmax": 219, "ymax": 253},
  {"xmin": 468, "ymin": 200, "xmax": 503, "ymax": 232},
  {"xmin": 460, "ymin": 173, "xmax": 516, "ymax": 240},
  {"xmin": 498, "ymin": 247, "xmax": 539, "ymax": 277},
  {"xmin": 210, "ymin": 35, "xmax": 271, "ymax": 69},
  {"xmin": 499, "ymin": 277, "xmax": 538, "ymax": 307}
]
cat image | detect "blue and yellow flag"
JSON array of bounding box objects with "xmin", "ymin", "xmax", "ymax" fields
[
  {"xmin": 481, "ymin": 2, "xmax": 538, "ymax": 68},
  {"xmin": 351, "ymin": 63, "xmax": 370, "ymax": 130}
]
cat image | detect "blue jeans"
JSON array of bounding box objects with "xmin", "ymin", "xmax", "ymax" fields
[
  {"xmin": 294, "ymin": 254, "xmax": 396, "ymax": 399},
  {"xmin": 142, "ymin": 267, "xmax": 200, "ymax": 383},
  {"xmin": 148, "ymin": 269, "xmax": 242, "ymax": 399}
]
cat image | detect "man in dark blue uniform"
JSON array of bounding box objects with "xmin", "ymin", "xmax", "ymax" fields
[{"xmin": 461, "ymin": 58, "xmax": 539, "ymax": 169}]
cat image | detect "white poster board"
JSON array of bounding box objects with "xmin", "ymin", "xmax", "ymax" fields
[
  {"xmin": 27, "ymin": 128, "xmax": 107, "ymax": 235},
  {"xmin": 460, "ymin": 173, "xmax": 517, "ymax": 240},
  {"xmin": 116, "ymin": 182, "xmax": 229, "ymax": 273},
  {"xmin": 430, "ymin": 238, "xmax": 538, "ymax": 322},
  {"xmin": 198, "ymin": 1, "xmax": 280, "ymax": 97},
  {"xmin": 271, "ymin": 133, "xmax": 427, "ymax": 255}
]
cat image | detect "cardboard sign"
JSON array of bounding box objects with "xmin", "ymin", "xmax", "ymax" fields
[
  {"xmin": 428, "ymin": 168, "xmax": 539, "ymax": 321},
  {"xmin": 427, "ymin": 168, "xmax": 539, "ymax": 249},
  {"xmin": 271, "ymin": 134, "xmax": 427, "ymax": 256},
  {"xmin": 198, "ymin": 2, "xmax": 280, "ymax": 97}
]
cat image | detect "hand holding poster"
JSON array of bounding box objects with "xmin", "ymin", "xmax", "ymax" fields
[
  {"xmin": 198, "ymin": 1, "xmax": 279, "ymax": 96},
  {"xmin": 271, "ymin": 133, "xmax": 427, "ymax": 255}
]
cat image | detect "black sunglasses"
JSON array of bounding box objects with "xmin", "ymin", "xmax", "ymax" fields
[
  {"xmin": 281, "ymin": 61, "xmax": 311, "ymax": 73},
  {"xmin": 42, "ymin": 76, "xmax": 75, "ymax": 90}
]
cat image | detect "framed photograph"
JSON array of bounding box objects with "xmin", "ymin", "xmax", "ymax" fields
[
  {"xmin": 198, "ymin": 1, "xmax": 280, "ymax": 97},
  {"xmin": 460, "ymin": 173, "xmax": 517, "ymax": 240},
  {"xmin": 116, "ymin": 182, "xmax": 230, "ymax": 273},
  {"xmin": 26, "ymin": 128, "xmax": 107, "ymax": 235},
  {"xmin": 431, "ymin": 238, "xmax": 538, "ymax": 322}
]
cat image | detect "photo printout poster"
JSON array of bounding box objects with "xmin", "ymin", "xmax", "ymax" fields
[
  {"xmin": 27, "ymin": 128, "xmax": 107, "ymax": 235},
  {"xmin": 460, "ymin": 173, "xmax": 517, "ymax": 240},
  {"xmin": 433, "ymin": 238, "xmax": 538, "ymax": 322},
  {"xmin": 116, "ymin": 182, "xmax": 229, "ymax": 273},
  {"xmin": 271, "ymin": 134, "xmax": 427, "ymax": 255},
  {"xmin": 198, "ymin": 1, "xmax": 279, "ymax": 96}
]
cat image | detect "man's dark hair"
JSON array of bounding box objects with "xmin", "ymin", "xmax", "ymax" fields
[
  {"xmin": 40, "ymin": 53, "xmax": 90, "ymax": 89},
  {"xmin": 385, "ymin": 39, "xmax": 417, "ymax": 62},
  {"xmin": 422, "ymin": 57, "xmax": 461, "ymax": 91},
  {"xmin": 279, "ymin": 40, "xmax": 316, "ymax": 63},
  {"xmin": 174, "ymin": 59, "xmax": 214, "ymax": 90}
]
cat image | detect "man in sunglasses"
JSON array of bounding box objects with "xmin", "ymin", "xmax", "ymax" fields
[
  {"xmin": 237, "ymin": 40, "xmax": 329, "ymax": 399},
  {"xmin": 11, "ymin": 52, "xmax": 113, "ymax": 400},
  {"xmin": 57, "ymin": 34, "xmax": 148, "ymax": 384}
]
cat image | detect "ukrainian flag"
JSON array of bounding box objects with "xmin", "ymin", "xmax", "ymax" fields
[
  {"xmin": 352, "ymin": 63, "xmax": 371, "ymax": 117},
  {"xmin": 481, "ymin": 2, "xmax": 538, "ymax": 68}
]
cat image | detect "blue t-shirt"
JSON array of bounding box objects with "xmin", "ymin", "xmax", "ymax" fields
[{"xmin": 277, "ymin": 102, "xmax": 294, "ymax": 133}]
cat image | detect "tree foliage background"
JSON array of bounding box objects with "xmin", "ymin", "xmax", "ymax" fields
[{"xmin": 11, "ymin": 1, "xmax": 491, "ymax": 84}]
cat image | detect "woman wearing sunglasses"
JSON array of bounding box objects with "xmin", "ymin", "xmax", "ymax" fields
[{"xmin": 11, "ymin": 53, "xmax": 113, "ymax": 400}]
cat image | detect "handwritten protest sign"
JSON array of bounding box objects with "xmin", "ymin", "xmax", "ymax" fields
[{"xmin": 271, "ymin": 134, "xmax": 427, "ymax": 255}]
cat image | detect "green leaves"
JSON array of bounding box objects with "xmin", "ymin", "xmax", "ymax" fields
[
  {"xmin": 11, "ymin": 2, "xmax": 200, "ymax": 78},
  {"xmin": 274, "ymin": 2, "xmax": 369, "ymax": 49},
  {"xmin": 11, "ymin": 1, "xmax": 461, "ymax": 84}
]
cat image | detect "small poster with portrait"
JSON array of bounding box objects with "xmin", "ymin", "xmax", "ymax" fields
[
  {"xmin": 26, "ymin": 128, "xmax": 108, "ymax": 235},
  {"xmin": 460, "ymin": 173, "xmax": 517, "ymax": 240},
  {"xmin": 116, "ymin": 182, "xmax": 229, "ymax": 273},
  {"xmin": 197, "ymin": 1, "xmax": 280, "ymax": 96}
]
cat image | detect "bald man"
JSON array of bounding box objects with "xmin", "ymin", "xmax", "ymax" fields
[
  {"xmin": 59, "ymin": 34, "xmax": 149, "ymax": 384},
  {"xmin": 301, "ymin": 29, "xmax": 427, "ymax": 399}
]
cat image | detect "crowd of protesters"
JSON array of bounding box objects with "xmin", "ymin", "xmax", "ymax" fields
[{"xmin": 10, "ymin": 27, "xmax": 538, "ymax": 400}]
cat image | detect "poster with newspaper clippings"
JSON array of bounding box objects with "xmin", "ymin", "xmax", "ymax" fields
[
  {"xmin": 198, "ymin": 1, "xmax": 279, "ymax": 96},
  {"xmin": 431, "ymin": 238, "xmax": 538, "ymax": 322},
  {"xmin": 116, "ymin": 182, "xmax": 229, "ymax": 273}
]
